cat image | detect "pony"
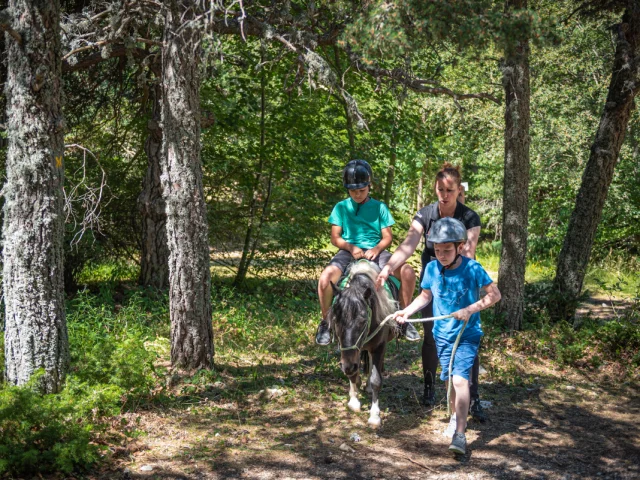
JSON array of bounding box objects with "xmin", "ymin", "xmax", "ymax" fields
[{"xmin": 327, "ymin": 260, "xmax": 399, "ymax": 428}]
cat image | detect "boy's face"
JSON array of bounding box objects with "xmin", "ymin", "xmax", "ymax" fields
[
  {"xmin": 348, "ymin": 186, "xmax": 370, "ymax": 204},
  {"xmin": 434, "ymin": 242, "xmax": 465, "ymax": 265}
]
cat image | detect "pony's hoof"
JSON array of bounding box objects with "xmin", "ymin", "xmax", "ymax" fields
[
  {"xmin": 368, "ymin": 416, "xmax": 381, "ymax": 429},
  {"xmin": 348, "ymin": 398, "xmax": 361, "ymax": 412}
]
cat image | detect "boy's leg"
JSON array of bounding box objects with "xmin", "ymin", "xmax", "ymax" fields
[
  {"xmin": 377, "ymin": 252, "xmax": 419, "ymax": 342},
  {"xmin": 451, "ymin": 375, "xmax": 470, "ymax": 433},
  {"xmin": 392, "ymin": 263, "xmax": 415, "ymax": 309},
  {"xmin": 316, "ymin": 251, "xmax": 351, "ymax": 345}
]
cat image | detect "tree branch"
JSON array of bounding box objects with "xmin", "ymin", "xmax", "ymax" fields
[
  {"xmin": 346, "ymin": 50, "xmax": 501, "ymax": 105},
  {"xmin": 62, "ymin": 45, "xmax": 156, "ymax": 73}
]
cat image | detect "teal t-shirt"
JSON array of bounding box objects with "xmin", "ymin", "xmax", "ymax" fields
[
  {"xmin": 328, "ymin": 197, "xmax": 395, "ymax": 250},
  {"xmin": 420, "ymin": 257, "xmax": 493, "ymax": 343}
]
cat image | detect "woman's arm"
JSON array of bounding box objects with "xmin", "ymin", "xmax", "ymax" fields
[
  {"xmin": 376, "ymin": 220, "xmax": 424, "ymax": 287},
  {"xmin": 462, "ymin": 226, "xmax": 481, "ymax": 259}
]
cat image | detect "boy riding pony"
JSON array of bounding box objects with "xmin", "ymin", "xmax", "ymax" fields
[{"xmin": 316, "ymin": 159, "xmax": 420, "ymax": 345}]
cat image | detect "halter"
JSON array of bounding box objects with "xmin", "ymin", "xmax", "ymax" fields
[{"xmin": 338, "ymin": 305, "xmax": 373, "ymax": 352}]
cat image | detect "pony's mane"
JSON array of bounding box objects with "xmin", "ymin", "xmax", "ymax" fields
[{"xmin": 337, "ymin": 261, "xmax": 398, "ymax": 330}]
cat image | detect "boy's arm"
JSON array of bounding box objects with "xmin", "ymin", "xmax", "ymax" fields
[
  {"xmin": 451, "ymin": 282, "xmax": 501, "ymax": 321},
  {"xmin": 330, "ymin": 225, "xmax": 364, "ymax": 259},
  {"xmin": 364, "ymin": 226, "xmax": 392, "ymax": 260},
  {"xmin": 393, "ymin": 289, "xmax": 433, "ymax": 323}
]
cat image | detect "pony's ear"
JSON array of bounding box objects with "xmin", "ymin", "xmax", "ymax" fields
[
  {"xmin": 363, "ymin": 286, "xmax": 373, "ymax": 301},
  {"xmin": 330, "ymin": 281, "xmax": 342, "ymax": 296}
]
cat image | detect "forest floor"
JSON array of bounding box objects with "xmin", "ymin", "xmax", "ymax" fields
[{"xmin": 93, "ymin": 318, "xmax": 639, "ymax": 479}]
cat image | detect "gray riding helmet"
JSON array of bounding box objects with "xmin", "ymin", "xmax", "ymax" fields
[{"xmin": 429, "ymin": 218, "xmax": 467, "ymax": 244}]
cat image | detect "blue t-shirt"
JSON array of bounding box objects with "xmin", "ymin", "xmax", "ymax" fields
[
  {"xmin": 420, "ymin": 256, "xmax": 493, "ymax": 343},
  {"xmin": 328, "ymin": 197, "xmax": 395, "ymax": 250}
]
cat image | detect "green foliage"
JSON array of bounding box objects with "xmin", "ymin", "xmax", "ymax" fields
[
  {"xmin": 0, "ymin": 375, "xmax": 107, "ymax": 475},
  {"xmin": 0, "ymin": 285, "xmax": 168, "ymax": 475}
]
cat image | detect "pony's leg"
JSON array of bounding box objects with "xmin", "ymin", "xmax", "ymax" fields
[
  {"xmin": 367, "ymin": 344, "xmax": 386, "ymax": 428},
  {"xmin": 365, "ymin": 351, "xmax": 374, "ymax": 394},
  {"xmin": 347, "ymin": 373, "xmax": 361, "ymax": 412}
]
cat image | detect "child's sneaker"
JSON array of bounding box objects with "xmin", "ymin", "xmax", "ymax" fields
[
  {"xmin": 442, "ymin": 413, "xmax": 457, "ymax": 438},
  {"xmin": 449, "ymin": 432, "xmax": 466, "ymax": 455},
  {"xmin": 315, "ymin": 319, "xmax": 332, "ymax": 345}
]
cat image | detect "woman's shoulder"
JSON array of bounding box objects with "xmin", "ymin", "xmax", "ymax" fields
[
  {"xmin": 454, "ymin": 202, "xmax": 481, "ymax": 227},
  {"xmin": 414, "ymin": 202, "xmax": 438, "ymax": 221}
]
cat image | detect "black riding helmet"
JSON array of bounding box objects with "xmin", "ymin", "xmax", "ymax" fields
[{"xmin": 343, "ymin": 159, "xmax": 373, "ymax": 190}]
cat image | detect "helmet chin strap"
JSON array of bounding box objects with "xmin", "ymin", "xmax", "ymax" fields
[{"xmin": 440, "ymin": 246, "xmax": 461, "ymax": 286}]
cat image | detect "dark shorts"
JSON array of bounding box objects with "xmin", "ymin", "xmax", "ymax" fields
[{"xmin": 328, "ymin": 249, "xmax": 392, "ymax": 274}]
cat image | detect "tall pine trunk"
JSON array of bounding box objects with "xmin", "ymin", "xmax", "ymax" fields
[
  {"xmin": 161, "ymin": 0, "xmax": 214, "ymax": 370},
  {"xmin": 495, "ymin": 0, "xmax": 530, "ymax": 331},
  {"xmin": 551, "ymin": 5, "xmax": 640, "ymax": 321},
  {"xmin": 3, "ymin": 0, "xmax": 68, "ymax": 392},
  {"xmin": 139, "ymin": 83, "xmax": 169, "ymax": 289}
]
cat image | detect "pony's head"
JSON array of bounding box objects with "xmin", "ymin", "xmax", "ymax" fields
[{"xmin": 327, "ymin": 261, "xmax": 398, "ymax": 377}]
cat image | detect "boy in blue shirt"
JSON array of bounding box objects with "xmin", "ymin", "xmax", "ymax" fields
[
  {"xmin": 393, "ymin": 218, "xmax": 501, "ymax": 455},
  {"xmin": 315, "ymin": 159, "xmax": 420, "ymax": 345}
]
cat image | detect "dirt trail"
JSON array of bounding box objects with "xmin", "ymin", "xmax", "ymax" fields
[{"xmin": 95, "ymin": 339, "xmax": 639, "ymax": 480}]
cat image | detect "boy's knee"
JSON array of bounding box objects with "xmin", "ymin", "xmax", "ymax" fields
[
  {"xmin": 452, "ymin": 375, "xmax": 469, "ymax": 389},
  {"xmin": 400, "ymin": 264, "xmax": 416, "ymax": 282},
  {"xmin": 319, "ymin": 266, "xmax": 341, "ymax": 288}
]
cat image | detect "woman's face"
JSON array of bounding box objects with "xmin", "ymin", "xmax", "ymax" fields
[{"xmin": 435, "ymin": 177, "xmax": 462, "ymax": 209}]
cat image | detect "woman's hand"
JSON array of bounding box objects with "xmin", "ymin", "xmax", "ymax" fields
[
  {"xmin": 375, "ymin": 265, "xmax": 391, "ymax": 290},
  {"xmin": 452, "ymin": 308, "xmax": 471, "ymax": 322}
]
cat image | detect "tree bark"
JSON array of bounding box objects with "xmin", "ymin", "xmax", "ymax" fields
[
  {"xmin": 495, "ymin": 0, "xmax": 530, "ymax": 331},
  {"xmin": 139, "ymin": 83, "xmax": 169, "ymax": 290},
  {"xmin": 551, "ymin": 5, "xmax": 640, "ymax": 321},
  {"xmin": 161, "ymin": 0, "xmax": 214, "ymax": 370},
  {"xmin": 3, "ymin": 0, "xmax": 69, "ymax": 392}
]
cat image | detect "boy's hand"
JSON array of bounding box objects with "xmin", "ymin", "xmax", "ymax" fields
[
  {"xmin": 393, "ymin": 309, "xmax": 408, "ymax": 324},
  {"xmin": 364, "ymin": 248, "xmax": 379, "ymax": 261},
  {"xmin": 375, "ymin": 265, "xmax": 391, "ymax": 290},
  {"xmin": 452, "ymin": 308, "xmax": 471, "ymax": 322},
  {"xmin": 350, "ymin": 246, "xmax": 364, "ymax": 259}
]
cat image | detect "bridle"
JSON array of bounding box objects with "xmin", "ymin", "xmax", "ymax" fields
[{"xmin": 337, "ymin": 305, "xmax": 373, "ymax": 352}]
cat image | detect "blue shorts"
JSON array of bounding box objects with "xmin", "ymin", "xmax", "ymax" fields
[{"xmin": 435, "ymin": 335, "xmax": 480, "ymax": 381}]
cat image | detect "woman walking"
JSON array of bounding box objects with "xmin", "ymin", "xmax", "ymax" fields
[{"xmin": 376, "ymin": 163, "xmax": 487, "ymax": 421}]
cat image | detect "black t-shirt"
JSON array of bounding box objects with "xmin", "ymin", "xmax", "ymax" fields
[{"xmin": 413, "ymin": 201, "xmax": 481, "ymax": 273}]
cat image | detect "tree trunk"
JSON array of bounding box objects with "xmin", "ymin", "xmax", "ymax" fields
[
  {"xmin": 2, "ymin": 0, "xmax": 68, "ymax": 392},
  {"xmin": 416, "ymin": 163, "xmax": 427, "ymax": 211},
  {"xmin": 138, "ymin": 83, "xmax": 169, "ymax": 289},
  {"xmin": 495, "ymin": 0, "xmax": 530, "ymax": 331},
  {"xmin": 235, "ymin": 48, "xmax": 267, "ymax": 286},
  {"xmin": 383, "ymin": 104, "xmax": 400, "ymax": 206},
  {"xmin": 161, "ymin": 0, "xmax": 214, "ymax": 370},
  {"xmin": 333, "ymin": 46, "xmax": 356, "ymax": 158},
  {"xmin": 551, "ymin": 5, "xmax": 640, "ymax": 321}
]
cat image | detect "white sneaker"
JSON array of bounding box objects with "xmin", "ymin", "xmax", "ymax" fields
[{"xmin": 443, "ymin": 413, "xmax": 457, "ymax": 438}]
